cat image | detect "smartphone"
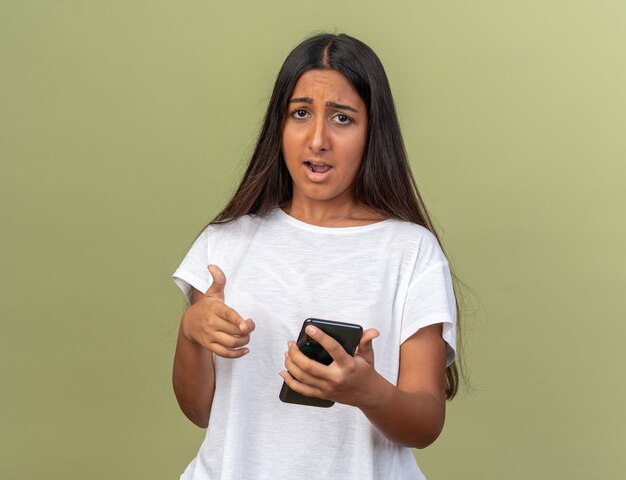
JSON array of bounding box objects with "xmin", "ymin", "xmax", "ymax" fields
[{"xmin": 279, "ymin": 318, "xmax": 363, "ymax": 408}]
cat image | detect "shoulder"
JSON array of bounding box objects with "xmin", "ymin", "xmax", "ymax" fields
[
  {"xmin": 380, "ymin": 219, "xmax": 441, "ymax": 247},
  {"xmin": 378, "ymin": 220, "xmax": 449, "ymax": 270},
  {"xmin": 198, "ymin": 211, "xmax": 283, "ymax": 249},
  {"xmin": 203, "ymin": 213, "xmax": 268, "ymax": 236}
]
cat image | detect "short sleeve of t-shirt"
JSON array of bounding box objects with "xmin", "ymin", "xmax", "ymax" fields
[
  {"xmin": 401, "ymin": 230, "xmax": 457, "ymax": 366},
  {"xmin": 172, "ymin": 228, "xmax": 212, "ymax": 303}
]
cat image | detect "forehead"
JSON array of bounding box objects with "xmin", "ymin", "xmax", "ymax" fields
[{"xmin": 291, "ymin": 69, "xmax": 364, "ymax": 106}]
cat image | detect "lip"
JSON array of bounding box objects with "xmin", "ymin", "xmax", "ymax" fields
[{"xmin": 302, "ymin": 161, "xmax": 334, "ymax": 182}]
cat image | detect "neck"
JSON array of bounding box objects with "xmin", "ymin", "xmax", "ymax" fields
[{"xmin": 283, "ymin": 194, "xmax": 362, "ymax": 227}]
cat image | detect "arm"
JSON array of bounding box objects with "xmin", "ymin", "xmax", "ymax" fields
[
  {"xmin": 281, "ymin": 323, "xmax": 447, "ymax": 448},
  {"xmin": 173, "ymin": 265, "xmax": 255, "ymax": 428},
  {"xmin": 358, "ymin": 324, "xmax": 447, "ymax": 448},
  {"xmin": 172, "ymin": 287, "xmax": 216, "ymax": 428}
]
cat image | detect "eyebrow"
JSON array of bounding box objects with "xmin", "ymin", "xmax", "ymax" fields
[{"xmin": 289, "ymin": 97, "xmax": 358, "ymax": 113}]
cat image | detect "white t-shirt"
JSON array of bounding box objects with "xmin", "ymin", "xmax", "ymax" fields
[{"xmin": 172, "ymin": 208, "xmax": 456, "ymax": 480}]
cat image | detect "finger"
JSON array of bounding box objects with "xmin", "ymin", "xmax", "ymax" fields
[
  {"xmin": 286, "ymin": 340, "xmax": 329, "ymax": 378},
  {"xmin": 356, "ymin": 328, "xmax": 379, "ymax": 363},
  {"xmin": 242, "ymin": 318, "xmax": 256, "ymax": 335},
  {"xmin": 211, "ymin": 330, "xmax": 252, "ymax": 349},
  {"xmin": 214, "ymin": 302, "xmax": 248, "ymax": 333},
  {"xmin": 205, "ymin": 264, "xmax": 227, "ymax": 301},
  {"xmin": 210, "ymin": 343, "xmax": 250, "ymax": 359},
  {"xmin": 210, "ymin": 316, "xmax": 242, "ymax": 336},
  {"xmin": 304, "ymin": 325, "xmax": 350, "ymax": 364},
  {"xmin": 284, "ymin": 342, "xmax": 326, "ymax": 387},
  {"xmin": 279, "ymin": 370, "xmax": 325, "ymax": 399}
]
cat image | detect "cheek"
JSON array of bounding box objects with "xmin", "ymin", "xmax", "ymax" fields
[
  {"xmin": 345, "ymin": 137, "xmax": 366, "ymax": 180},
  {"xmin": 281, "ymin": 139, "xmax": 302, "ymax": 179},
  {"xmin": 346, "ymin": 136, "xmax": 367, "ymax": 165},
  {"xmin": 281, "ymin": 130, "xmax": 299, "ymax": 162},
  {"xmin": 280, "ymin": 139, "xmax": 292, "ymax": 165}
]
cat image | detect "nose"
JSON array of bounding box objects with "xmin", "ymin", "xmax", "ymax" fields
[{"xmin": 307, "ymin": 116, "xmax": 330, "ymax": 154}]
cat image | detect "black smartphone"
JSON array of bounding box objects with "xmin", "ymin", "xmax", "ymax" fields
[{"xmin": 279, "ymin": 318, "xmax": 363, "ymax": 408}]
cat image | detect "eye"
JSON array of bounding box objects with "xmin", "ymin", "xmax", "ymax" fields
[
  {"xmin": 333, "ymin": 113, "xmax": 353, "ymax": 125},
  {"xmin": 290, "ymin": 108, "xmax": 310, "ymax": 120}
]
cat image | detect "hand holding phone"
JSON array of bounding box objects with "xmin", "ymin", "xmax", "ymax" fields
[{"xmin": 279, "ymin": 318, "xmax": 363, "ymax": 408}]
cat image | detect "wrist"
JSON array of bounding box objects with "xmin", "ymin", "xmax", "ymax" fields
[
  {"xmin": 180, "ymin": 308, "xmax": 200, "ymax": 346},
  {"xmin": 356, "ymin": 371, "xmax": 396, "ymax": 413}
]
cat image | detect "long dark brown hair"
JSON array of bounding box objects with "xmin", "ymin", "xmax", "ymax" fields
[{"xmin": 211, "ymin": 33, "xmax": 464, "ymax": 399}]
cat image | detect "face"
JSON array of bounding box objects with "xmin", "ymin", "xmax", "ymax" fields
[{"xmin": 281, "ymin": 69, "xmax": 368, "ymax": 207}]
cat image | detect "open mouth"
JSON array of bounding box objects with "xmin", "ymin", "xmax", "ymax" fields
[{"xmin": 304, "ymin": 161, "xmax": 332, "ymax": 174}]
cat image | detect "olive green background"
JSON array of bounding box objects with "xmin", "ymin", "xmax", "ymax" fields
[{"xmin": 1, "ymin": 1, "xmax": 625, "ymax": 478}]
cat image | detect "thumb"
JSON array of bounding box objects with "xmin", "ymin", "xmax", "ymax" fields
[
  {"xmin": 205, "ymin": 264, "xmax": 227, "ymax": 301},
  {"xmin": 356, "ymin": 328, "xmax": 379, "ymax": 363}
]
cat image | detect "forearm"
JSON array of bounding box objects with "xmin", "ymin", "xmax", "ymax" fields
[
  {"xmin": 358, "ymin": 373, "xmax": 445, "ymax": 449},
  {"xmin": 172, "ymin": 319, "xmax": 215, "ymax": 428}
]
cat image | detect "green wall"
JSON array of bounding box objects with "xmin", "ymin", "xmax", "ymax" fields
[{"xmin": 1, "ymin": 1, "xmax": 625, "ymax": 478}]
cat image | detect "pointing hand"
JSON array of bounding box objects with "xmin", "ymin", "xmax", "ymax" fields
[{"xmin": 181, "ymin": 264, "xmax": 255, "ymax": 358}]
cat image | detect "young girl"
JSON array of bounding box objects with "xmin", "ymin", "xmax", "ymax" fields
[{"xmin": 172, "ymin": 33, "xmax": 461, "ymax": 480}]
